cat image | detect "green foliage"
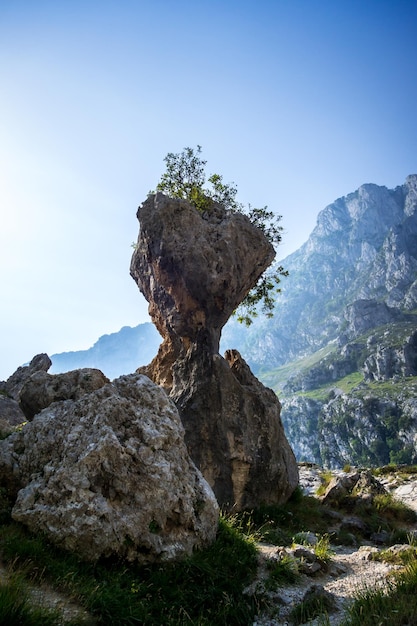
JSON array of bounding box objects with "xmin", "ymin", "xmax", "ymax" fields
[
  {"xmin": 315, "ymin": 470, "xmax": 333, "ymax": 496},
  {"xmin": 264, "ymin": 554, "xmax": 299, "ymax": 590},
  {"xmin": 154, "ymin": 145, "xmax": 288, "ymax": 325},
  {"xmin": 313, "ymin": 534, "xmax": 334, "ymax": 563},
  {"xmin": 290, "ymin": 594, "xmax": 334, "ymax": 626}
]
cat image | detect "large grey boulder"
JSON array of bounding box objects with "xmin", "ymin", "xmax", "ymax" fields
[
  {"xmin": 0, "ymin": 396, "xmax": 26, "ymax": 437},
  {"xmin": 0, "ymin": 373, "xmax": 219, "ymax": 563}
]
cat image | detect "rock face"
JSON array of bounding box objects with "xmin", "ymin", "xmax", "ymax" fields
[
  {"xmin": 0, "ymin": 373, "xmax": 219, "ymax": 563},
  {"xmin": 222, "ymin": 174, "xmax": 417, "ymax": 371},
  {"xmin": 171, "ymin": 349, "xmax": 298, "ymax": 510},
  {"xmin": 130, "ymin": 193, "xmax": 298, "ymax": 510},
  {"xmin": 3, "ymin": 353, "xmax": 52, "ymax": 400}
]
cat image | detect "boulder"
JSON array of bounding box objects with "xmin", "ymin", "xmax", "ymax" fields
[
  {"xmin": 0, "ymin": 396, "xmax": 26, "ymax": 436},
  {"xmin": 130, "ymin": 193, "xmax": 298, "ymax": 510},
  {"xmin": 322, "ymin": 470, "xmax": 387, "ymax": 507},
  {"xmin": 0, "ymin": 373, "xmax": 219, "ymax": 563},
  {"xmin": 19, "ymin": 367, "xmax": 109, "ymax": 420},
  {"xmin": 4, "ymin": 353, "xmax": 52, "ymax": 400}
]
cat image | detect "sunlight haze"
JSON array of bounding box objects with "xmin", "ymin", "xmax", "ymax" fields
[{"xmin": 1, "ymin": 0, "xmax": 416, "ymax": 379}]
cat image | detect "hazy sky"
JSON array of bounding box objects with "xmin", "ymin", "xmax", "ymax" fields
[{"xmin": 1, "ymin": 0, "xmax": 416, "ymax": 379}]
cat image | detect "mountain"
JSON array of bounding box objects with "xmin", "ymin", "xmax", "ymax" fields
[
  {"xmin": 230, "ymin": 174, "xmax": 417, "ymax": 468},
  {"xmin": 51, "ymin": 323, "xmax": 160, "ymax": 380},
  {"xmin": 222, "ymin": 175, "xmax": 417, "ymax": 373},
  {"xmin": 52, "ymin": 175, "xmax": 417, "ymax": 468}
]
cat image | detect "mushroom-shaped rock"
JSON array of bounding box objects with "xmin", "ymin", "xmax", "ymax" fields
[{"xmin": 130, "ymin": 194, "xmax": 298, "ymax": 510}]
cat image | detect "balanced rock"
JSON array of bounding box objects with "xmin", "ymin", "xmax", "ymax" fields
[
  {"xmin": 0, "ymin": 373, "xmax": 219, "ymax": 563},
  {"xmin": 130, "ymin": 193, "xmax": 298, "ymax": 510}
]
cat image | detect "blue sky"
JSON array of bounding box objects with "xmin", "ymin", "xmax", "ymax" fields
[{"xmin": 1, "ymin": 0, "xmax": 416, "ymax": 379}]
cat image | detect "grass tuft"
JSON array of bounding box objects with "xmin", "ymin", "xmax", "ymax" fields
[
  {"xmin": 342, "ymin": 560, "xmax": 417, "ymax": 625},
  {"xmin": 0, "ymin": 572, "xmax": 69, "ymax": 626}
]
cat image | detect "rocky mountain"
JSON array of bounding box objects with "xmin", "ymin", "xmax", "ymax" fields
[
  {"xmin": 51, "ymin": 323, "xmax": 160, "ymax": 380},
  {"xmin": 243, "ymin": 174, "xmax": 417, "ymax": 468},
  {"xmin": 51, "ymin": 175, "xmax": 417, "ymax": 469}
]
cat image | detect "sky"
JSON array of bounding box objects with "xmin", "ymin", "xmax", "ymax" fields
[{"xmin": 1, "ymin": 0, "xmax": 416, "ymax": 380}]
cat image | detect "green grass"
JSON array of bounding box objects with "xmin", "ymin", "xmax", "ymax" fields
[
  {"xmin": 233, "ymin": 486, "xmax": 333, "ymax": 546},
  {"xmin": 0, "ymin": 517, "xmax": 262, "ymax": 626},
  {"xmin": 1, "ymin": 476, "xmax": 416, "ymax": 624},
  {"xmin": 341, "ymin": 560, "xmax": 417, "ymax": 626},
  {"xmin": 263, "ymin": 554, "xmax": 299, "ymax": 590},
  {"xmin": 257, "ymin": 344, "xmax": 337, "ymax": 394},
  {"xmin": 0, "ymin": 572, "xmax": 74, "ymax": 626},
  {"xmin": 289, "ymin": 593, "xmax": 335, "ymax": 626},
  {"xmin": 315, "ymin": 470, "xmax": 333, "ymax": 496}
]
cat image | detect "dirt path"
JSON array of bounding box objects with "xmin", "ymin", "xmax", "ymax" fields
[{"xmin": 252, "ymin": 467, "xmax": 417, "ymax": 626}]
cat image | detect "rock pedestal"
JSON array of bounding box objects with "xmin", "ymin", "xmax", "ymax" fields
[{"xmin": 130, "ymin": 193, "xmax": 298, "ymax": 510}]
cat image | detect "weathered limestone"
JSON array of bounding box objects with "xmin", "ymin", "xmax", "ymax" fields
[
  {"xmin": 19, "ymin": 367, "xmax": 109, "ymax": 420},
  {"xmin": 0, "ymin": 373, "xmax": 219, "ymax": 562},
  {"xmin": 130, "ymin": 193, "xmax": 299, "ymax": 510},
  {"xmin": 3, "ymin": 353, "xmax": 52, "ymax": 400}
]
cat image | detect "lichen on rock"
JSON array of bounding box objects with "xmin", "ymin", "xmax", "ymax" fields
[{"xmin": 0, "ymin": 373, "xmax": 219, "ymax": 563}]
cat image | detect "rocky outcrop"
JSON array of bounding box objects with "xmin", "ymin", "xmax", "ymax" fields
[
  {"xmin": 363, "ymin": 329, "xmax": 417, "ymax": 381},
  {"xmin": 0, "ymin": 396, "xmax": 26, "ymax": 437},
  {"xmin": 130, "ymin": 193, "xmax": 276, "ymax": 388},
  {"xmin": 171, "ymin": 349, "xmax": 298, "ymax": 510},
  {"xmin": 130, "ymin": 193, "xmax": 298, "ymax": 510},
  {"xmin": 344, "ymin": 299, "xmax": 404, "ymax": 336},
  {"xmin": 321, "ymin": 470, "xmax": 387, "ymax": 507},
  {"xmin": 0, "ymin": 373, "xmax": 219, "ymax": 563}
]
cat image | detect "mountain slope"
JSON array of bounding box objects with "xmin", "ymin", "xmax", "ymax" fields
[
  {"xmin": 243, "ymin": 174, "xmax": 417, "ymax": 468},
  {"xmin": 222, "ymin": 175, "xmax": 417, "ymax": 373}
]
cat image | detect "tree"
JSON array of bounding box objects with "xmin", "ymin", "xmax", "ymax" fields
[{"xmin": 154, "ymin": 145, "xmax": 288, "ymax": 325}]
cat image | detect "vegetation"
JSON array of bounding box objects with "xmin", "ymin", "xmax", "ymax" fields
[
  {"xmin": 341, "ymin": 560, "xmax": 417, "ymax": 626},
  {"xmin": 153, "ymin": 145, "xmax": 288, "ymax": 325},
  {"xmin": 0, "ymin": 572, "xmax": 72, "ymax": 626},
  {"xmin": 0, "ymin": 517, "xmax": 262, "ymax": 626},
  {"xmin": 1, "ymin": 473, "xmax": 416, "ymax": 624},
  {"xmin": 289, "ymin": 592, "xmax": 334, "ymax": 625}
]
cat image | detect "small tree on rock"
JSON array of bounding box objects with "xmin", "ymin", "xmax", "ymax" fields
[{"xmin": 154, "ymin": 145, "xmax": 288, "ymax": 325}]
